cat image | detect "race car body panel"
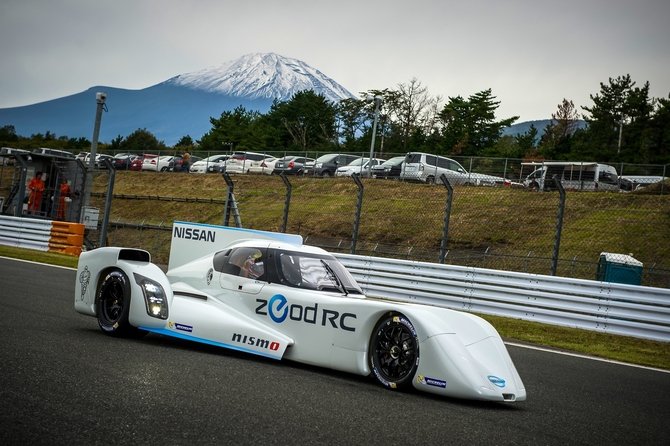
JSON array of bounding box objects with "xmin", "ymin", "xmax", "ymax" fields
[{"xmin": 74, "ymin": 221, "xmax": 526, "ymax": 402}]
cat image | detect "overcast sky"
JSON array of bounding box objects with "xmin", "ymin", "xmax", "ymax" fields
[{"xmin": 1, "ymin": 0, "xmax": 668, "ymax": 123}]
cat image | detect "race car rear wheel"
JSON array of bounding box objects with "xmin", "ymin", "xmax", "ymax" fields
[
  {"xmin": 96, "ymin": 269, "xmax": 140, "ymax": 337},
  {"xmin": 370, "ymin": 314, "xmax": 420, "ymax": 390}
]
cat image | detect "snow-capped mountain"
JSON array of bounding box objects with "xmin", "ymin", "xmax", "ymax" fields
[
  {"xmin": 0, "ymin": 53, "xmax": 357, "ymax": 145},
  {"xmin": 167, "ymin": 53, "xmax": 355, "ymax": 103}
]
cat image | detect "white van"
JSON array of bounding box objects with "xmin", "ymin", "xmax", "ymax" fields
[
  {"xmin": 401, "ymin": 152, "xmax": 471, "ymax": 185},
  {"xmin": 522, "ymin": 162, "xmax": 619, "ymax": 192},
  {"xmin": 32, "ymin": 147, "xmax": 76, "ymax": 159}
]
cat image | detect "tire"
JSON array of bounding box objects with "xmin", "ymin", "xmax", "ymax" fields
[
  {"xmin": 426, "ymin": 175, "xmax": 435, "ymax": 184},
  {"xmin": 161, "ymin": 166, "xmax": 168, "ymax": 172},
  {"xmin": 96, "ymin": 269, "xmax": 140, "ymax": 337},
  {"xmin": 321, "ymin": 171, "xmax": 332, "ymax": 178},
  {"xmin": 369, "ymin": 314, "xmax": 420, "ymax": 389}
]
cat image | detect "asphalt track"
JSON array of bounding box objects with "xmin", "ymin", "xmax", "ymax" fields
[{"xmin": 1, "ymin": 257, "xmax": 669, "ymax": 445}]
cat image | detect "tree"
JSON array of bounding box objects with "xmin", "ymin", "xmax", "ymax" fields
[
  {"xmin": 538, "ymin": 99, "xmax": 580, "ymax": 159},
  {"xmin": 264, "ymin": 90, "xmax": 337, "ymax": 151},
  {"xmin": 439, "ymin": 89, "xmax": 518, "ymax": 156},
  {"xmin": 0, "ymin": 125, "xmax": 19, "ymax": 144},
  {"xmin": 578, "ymin": 74, "xmax": 654, "ymax": 162},
  {"xmin": 118, "ymin": 128, "xmax": 167, "ymax": 154},
  {"xmin": 175, "ymin": 135, "xmax": 194, "ymax": 147},
  {"xmin": 197, "ymin": 106, "xmax": 265, "ymax": 152}
]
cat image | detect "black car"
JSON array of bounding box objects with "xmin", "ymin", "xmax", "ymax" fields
[
  {"xmin": 371, "ymin": 156, "xmax": 405, "ymax": 179},
  {"xmin": 113, "ymin": 154, "xmax": 140, "ymax": 170},
  {"xmin": 305, "ymin": 153, "xmax": 361, "ymax": 178},
  {"xmin": 272, "ymin": 156, "xmax": 314, "ymax": 175}
]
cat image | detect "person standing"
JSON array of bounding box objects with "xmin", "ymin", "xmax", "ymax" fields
[
  {"xmin": 181, "ymin": 150, "xmax": 191, "ymax": 173},
  {"xmin": 57, "ymin": 177, "xmax": 72, "ymax": 220},
  {"xmin": 27, "ymin": 171, "xmax": 45, "ymax": 215}
]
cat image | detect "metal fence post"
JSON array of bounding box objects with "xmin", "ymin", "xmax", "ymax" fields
[
  {"xmin": 222, "ymin": 172, "xmax": 234, "ymax": 226},
  {"xmin": 350, "ymin": 173, "xmax": 364, "ymax": 254},
  {"xmin": 439, "ymin": 174, "xmax": 453, "ymax": 264},
  {"xmin": 551, "ymin": 175, "xmax": 566, "ymax": 276},
  {"xmin": 280, "ymin": 172, "xmax": 291, "ymax": 233},
  {"xmin": 99, "ymin": 158, "xmax": 115, "ymax": 247}
]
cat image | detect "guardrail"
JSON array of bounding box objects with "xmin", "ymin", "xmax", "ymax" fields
[
  {"xmin": 334, "ymin": 253, "xmax": 670, "ymax": 342},
  {"xmin": 0, "ymin": 215, "xmax": 84, "ymax": 256}
]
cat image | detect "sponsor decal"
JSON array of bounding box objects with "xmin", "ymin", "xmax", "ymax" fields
[
  {"xmin": 168, "ymin": 321, "xmax": 193, "ymax": 333},
  {"xmin": 79, "ymin": 266, "xmax": 91, "ymax": 300},
  {"xmin": 371, "ymin": 366, "xmax": 397, "ymax": 389},
  {"xmin": 173, "ymin": 226, "xmax": 216, "ymax": 243},
  {"xmin": 488, "ymin": 375, "xmax": 506, "ymax": 388},
  {"xmin": 417, "ymin": 375, "xmax": 447, "ymax": 388},
  {"xmin": 231, "ymin": 333, "xmax": 280, "ymax": 351},
  {"xmin": 206, "ymin": 268, "xmax": 213, "ymax": 286},
  {"xmin": 255, "ymin": 295, "xmax": 357, "ymax": 332}
]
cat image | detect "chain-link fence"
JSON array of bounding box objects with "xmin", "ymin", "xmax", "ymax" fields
[
  {"xmin": 3, "ymin": 153, "xmax": 668, "ymax": 288},
  {"xmin": 70, "ymin": 154, "xmax": 669, "ymax": 289}
]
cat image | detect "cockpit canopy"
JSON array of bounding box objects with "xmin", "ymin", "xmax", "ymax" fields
[{"xmin": 213, "ymin": 246, "xmax": 363, "ymax": 295}]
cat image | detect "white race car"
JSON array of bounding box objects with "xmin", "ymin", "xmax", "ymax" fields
[{"xmin": 74, "ymin": 222, "xmax": 526, "ymax": 402}]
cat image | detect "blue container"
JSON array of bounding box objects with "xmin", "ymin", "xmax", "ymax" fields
[{"xmin": 596, "ymin": 253, "xmax": 643, "ymax": 285}]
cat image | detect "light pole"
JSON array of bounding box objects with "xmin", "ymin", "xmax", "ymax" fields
[
  {"xmin": 367, "ymin": 96, "xmax": 382, "ymax": 178},
  {"xmin": 82, "ymin": 92, "xmax": 106, "ymax": 220}
]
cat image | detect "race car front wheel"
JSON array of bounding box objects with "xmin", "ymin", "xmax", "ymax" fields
[
  {"xmin": 97, "ymin": 269, "xmax": 140, "ymax": 337},
  {"xmin": 370, "ymin": 314, "xmax": 420, "ymax": 389}
]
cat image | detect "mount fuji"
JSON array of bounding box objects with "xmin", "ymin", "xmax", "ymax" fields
[{"xmin": 0, "ymin": 53, "xmax": 357, "ymax": 146}]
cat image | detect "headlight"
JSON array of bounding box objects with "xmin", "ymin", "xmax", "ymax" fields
[
  {"xmin": 315, "ymin": 163, "xmax": 323, "ymax": 168},
  {"xmin": 134, "ymin": 273, "xmax": 168, "ymax": 319}
]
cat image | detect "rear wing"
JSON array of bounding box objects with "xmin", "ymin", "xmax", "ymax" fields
[{"xmin": 168, "ymin": 221, "xmax": 302, "ymax": 271}]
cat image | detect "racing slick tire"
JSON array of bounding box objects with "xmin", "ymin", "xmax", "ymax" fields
[
  {"xmin": 369, "ymin": 314, "xmax": 420, "ymax": 390},
  {"xmin": 96, "ymin": 269, "xmax": 143, "ymax": 337}
]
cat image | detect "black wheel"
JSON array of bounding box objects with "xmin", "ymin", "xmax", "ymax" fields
[
  {"xmin": 530, "ymin": 180, "xmax": 540, "ymax": 190},
  {"xmin": 161, "ymin": 166, "xmax": 168, "ymax": 172},
  {"xmin": 96, "ymin": 269, "xmax": 139, "ymax": 337},
  {"xmin": 321, "ymin": 171, "xmax": 332, "ymax": 178},
  {"xmin": 426, "ymin": 175, "xmax": 435, "ymax": 184},
  {"xmin": 370, "ymin": 314, "xmax": 420, "ymax": 389}
]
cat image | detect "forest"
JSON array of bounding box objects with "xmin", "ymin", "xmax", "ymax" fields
[{"xmin": 1, "ymin": 74, "xmax": 668, "ymax": 165}]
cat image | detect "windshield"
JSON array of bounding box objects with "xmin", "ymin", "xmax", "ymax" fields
[
  {"xmin": 381, "ymin": 156, "xmax": 405, "ymax": 167},
  {"xmin": 346, "ymin": 158, "xmax": 368, "ymax": 167},
  {"xmin": 315, "ymin": 154, "xmax": 338, "ymax": 163},
  {"xmin": 275, "ymin": 250, "xmax": 363, "ymax": 294}
]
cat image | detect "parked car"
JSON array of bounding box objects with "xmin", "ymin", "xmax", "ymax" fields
[
  {"xmin": 75, "ymin": 152, "xmax": 89, "ymax": 162},
  {"xmin": 95, "ymin": 154, "xmax": 115, "ymax": 168},
  {"xmin": 130, "ymin": 154, "xmax": 157, "ymax": 171},
  {"xmin": 170, "ymin": 155, "xmax": 201, "ymax": 172},
  {"xmin": 224, "ymin": 151, "xmax": 269, "ymax": 174},
  {"xmin": 189, "ymin": 155, "xmax": 229, "ymax": 174},
  {"xmin": 141, "ymin": 154, "xmax": 161, "ymax": 171},
  {"xmin": 335, "ymin": 157, "xmax": 385, "ymax": 177},
  {"xmin": 305, "ymin": 153, "xmax": 361, "ymax": 178},
  {"xmin": 401, "ymin": 152, "xmax": 471, "ymax": 185},
  {"xmin": 371, "ymin": 156, "xmax": 405, "ymax": 179},
  {"xmin": 152, "ymin": 155, "xmax": 179, "ymax": 172},
  {"xmin": 113, "ymin": 154, "xmax": 140, "ymax": 170},
  {"xmin": 271, "ymin": 156, "xmax": 315, "ymax": 176},
  {"xmin": 248, "ymin": 156, "xmax": 279, "ymax": 175}
]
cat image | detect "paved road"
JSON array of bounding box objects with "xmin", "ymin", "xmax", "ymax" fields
[{"xmin": 1, "ymin": 257, "xmax": 669, "ymax": 445}]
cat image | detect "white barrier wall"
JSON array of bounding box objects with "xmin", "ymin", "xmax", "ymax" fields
[
  {"xmin": 0, "ymin": 215, "xmax": 84, "ymax": 256},
  {"xmin": 334, "ymin": 253, "xmax": 670, "ymax": 342}
]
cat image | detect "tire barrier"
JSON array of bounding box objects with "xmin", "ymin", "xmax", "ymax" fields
[{"xmin": 0, "ymin": 215, "xmax": 84, "ymax": 256}]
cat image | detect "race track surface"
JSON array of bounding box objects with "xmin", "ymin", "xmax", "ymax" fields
[{"xmin": 1, "ymin": 257, "xmax": 669, "ymax": 445}]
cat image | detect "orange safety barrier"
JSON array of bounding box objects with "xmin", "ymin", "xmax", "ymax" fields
[{"xmin": 49, "ymin": 221, "xmax": 85, "ymax": 256}]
